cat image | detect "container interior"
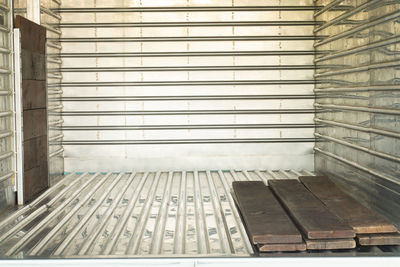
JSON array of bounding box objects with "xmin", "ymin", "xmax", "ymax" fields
[{"xmin": 0, "ymin": 0, "xmax": 399, "ymax": 260}]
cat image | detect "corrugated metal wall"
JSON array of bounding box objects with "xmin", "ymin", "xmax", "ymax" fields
[
  {"xmin": 0, "ymin": 0, "xmax": 14, "ymax": 210},
  {"xmin": 14, "ymin": 0, "xmax": 64, "ymax": 186},
  {"xmin": 314, "ymin": 0, "xmax": 400, "ymax": 227},
  {"xmin": 42, "ymin": 0, "xmax": 64, "ymax": 185},
  {"xmin": 56, "ymin": 0, "xmax": 318, "ymax": 171}
]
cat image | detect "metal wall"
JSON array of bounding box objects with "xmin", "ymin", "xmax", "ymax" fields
[
  {"xmin": 0, "ymin": 0, "xmax": 14, "ymax": 211},
  {"xmin": 55, "ymin": 0, "xmax": 318, "ymax": 172},
  {"xmin": 314, "ymin": 0, "xmax": 400, "ymax": 227},
  {"xmin": 14, "ymin": 0, "xmax": 64, "ymax": 186}
]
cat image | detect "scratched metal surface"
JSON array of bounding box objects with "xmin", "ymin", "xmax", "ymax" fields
[
  {"xmin": 314, "ymin": 0, "xmax": 400, "ymax": 228},
  {"xmin": 0, "ymin": 170, "xmax": 315, "ymax": 258}
]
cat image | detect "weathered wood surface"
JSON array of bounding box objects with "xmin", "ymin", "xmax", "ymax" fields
[
  {"xmin": 305, "ymin": 238, "xmax": 356, "ymax": 250},
  {"xmin": 299, "ymin": 176, "xmax": 398, "ymax": 234},
  {"xmin": 258, "ymin": 242, "xmax": 306, "ymax": 252},
  {"xmin": 357, "ymin": 233, "xmax": 400, "ymax": 246},
  {"xmin": 15, "ymin": 15, "xmax": 48, "ymax": 203},
  {"xmin": 232, "ymin": 181, "xmax": 303, "ymax": 244},
  {"xmin": 268, "ymin": 179, "xmax": 355, "ymax": 239}
]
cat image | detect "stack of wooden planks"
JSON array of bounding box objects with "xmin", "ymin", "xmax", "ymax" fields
[
  {"xmin": 232, "ymin": 176, "xmax": 400, "ymax": 253},
  {"xmin": 299, "ymin": 176, "xmax": 400, "ymax": 246},
  {"xmin": 232, "ymin": 181, "xmax": 306, "ymax": 252},
  {"xmin": 268, "ymin": 179, "xmax": 356, "ymax": 250}
]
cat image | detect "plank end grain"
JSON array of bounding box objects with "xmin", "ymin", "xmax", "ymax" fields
[
  {"xmin": 305, "ymin": 238, "xmax": 356, "ymax": 250},
  {"xmin": 357, "ymin": 233, "xmax": 400, "ymax": 246},
  {"xmin": 258, "ymin": 242, "xmax": 307, "ymax": 252}
]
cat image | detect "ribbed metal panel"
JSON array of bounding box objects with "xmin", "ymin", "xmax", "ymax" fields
[
  {"xmin": 0, "ymin": 0, "xmax": 14, "ymax": 211},
  {"xmin": 41, "ymin": 0, "xmax": 64, "ymax": 185},
  {"xmin": 314, "ymin": 0, "xmax": 400, "ymax": 227},
  {"xmin": 57, "ymin": 0, "xmax": 316, "ymax": 171},
  {"xmin": 13, "ymin": 0, "xmax": 65, "ymax": 185}
]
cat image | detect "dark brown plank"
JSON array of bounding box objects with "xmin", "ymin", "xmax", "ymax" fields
[
  {"xmin": 232, "ymin": 181, "xmax": 303, "ymax": 244},
  {"xmin": 268, "ymin": 179, "xmax": 355, "ymax": 239},
  {"xmin": 15, "ymin": 15, "xmax": 48, "ymax": 204},
  {"xmin": 258, "ymin": 243, "xmax": 306, "ymax": 252},
  {"xmin": 305, "ymin": 238, "xmax": 356, "ymax": 250},
  {"xmin": 299, "ymin": 176, "xmax": 398, "ymax": 234},
  {"xmin": 357, "ymin": 233, "xmax": 400, "ymax": 246}
]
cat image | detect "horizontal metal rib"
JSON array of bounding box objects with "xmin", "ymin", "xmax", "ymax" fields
[
  {"xmin": 0, "ymin": 3, "xmax": 9, "ymax": 11},
  {"xmin": 55, "ymin": 21, "xmax": 322, "ymax": 28},
  {"xmin": 60, "ymin": 95, "xmax": 314, "ymax": 101},
  {"xmin": 58, "ymin": 123, "xmax": 316, "ymax": 131},
  {"xmin": 315, "ymin": 133, "xmax": 400, "ymax": 164},
  {"xmin": 315, "ymin": 103, "xmax": 400, "ymax": 116},
  {"xmin": 60, "ymin": 138, "xmax": 316, "ymax": 145},
  {"xmin": 315, "ymin": 60, "xmax": 400, "ymax": 78},
  {"xmin": 314, "ymin": 0, "xmax": 345, "ymax": 17},
  {"xmin": 0, "ymin": 172, "xmax": 13, "ymax": 183},
  {"xmin": 314, "ymin": 147, "xmax": 400, "ymax": 188},
  {"xmin": 57, "ymin": 109, "xmax": 315, "ymax": 116},
  {"xmin": 52, "ymin": 6, "xmax": 340, "ymax": 13},
  {"xmin": 0, "ymin": 151, "xmax": 13, "ymax": 161},
  {"xmin": 40, "ymin": 7, "xmax": 62, "ymax": 20},
  {"xmin": 52, "ymin": 35, "xmax": 324, "ymax": 43},
  {"xmin": 314, "ymin": 85, "xmax": 400, "ymax": 93},
  {"xmin": 315, "ymin": 9, "xmax": 400, "ymax": 47},
  {"xmin": 314, "ymin": 0, "xmax": 381, "ymax": 33},
  {"xmin": 49, "ymin": 148, "xmax": 64, "ymax": 158},
  {"xmin": 42, "ymin": 24, "xmax": 62, "ymax": 35},
  {"xmin": 315, "ymin": 36, "xmax": 400, "ymax": 63},
  {"xmin": 52, "ymin": 65, "xmax": 316, "ymax": 73},
  {"xmin": 0, "ymin": 111, "xmax": 12, "ymax": 118},
  {"xmin": 315, "ymin": 118, "xmax": 400, "ymax": 139},
  {"xmin": 53, "ymin": 50, "xmax": 321, "ymax": 58},
  {"xmin": 47, "ymin": 41, "xmax": 62, "ymax": 50},
  {"xmin": 51, "ymin": 80, "xmax": 316, "ymax": 87}
]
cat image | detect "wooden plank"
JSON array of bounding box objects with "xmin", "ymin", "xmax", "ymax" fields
[
  {"xmin": 258, "ymin": 243, "xmax": 306, "ymax": 252},
  {"xmin": 22, "ymin": 80, "xmax": 46, "ymax": 110},
  {"xmin": 23, "ymin": 109, "xmax": 48, "ymax": 141},
  {"xmin": 15, "ymin": 15, "xmax": 46, "ymax": 54},
  {"xmin": 305, "ymin": 238, "xmax": 356, "ymax": 250},
  {"xmin": 15, "ymin": 15, "xmax": 48, "ymax": 204},
  {"xmin": 232, "ymin": 181, "xmax": 303, "ymax": 244},
  {"xmin": 268, "ymin": 179, "xmax": 355, "ymax": 239},
  {"xmin": 299, "ymin": 176, "xmax": 398, "ymax": 234},
  {"xmin": 357, "ymin": 233, "xmax": 400, "ymax": 246}
]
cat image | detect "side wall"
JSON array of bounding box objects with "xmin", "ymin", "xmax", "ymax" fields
[
  {"xmin": 59, "ymin": 0, "xmax": 316, "ymax": 172},
  {"xmin": 14, "ymin": 0, "xmax": 64, "ymax": 186},
  {"xmin": 314, "ymin": 0, "xmax": 400, "ymax": 226},
  {"xmin": 0, "ymin": 0, "xmax": 15, "ymax": 211}
]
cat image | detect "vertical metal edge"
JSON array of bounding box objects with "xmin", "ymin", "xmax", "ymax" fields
[{"xmin": 13, "ymin": 28, "xmax": 23, "ymax": 205}]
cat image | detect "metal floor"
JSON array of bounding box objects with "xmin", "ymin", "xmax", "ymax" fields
[
  {"xmin": 1, "ymin": 169, "xmax": 399, "ymax": 259},
  {"xmin": 0, "ymin": 170, "xmax": 311, "ymax": 258}
]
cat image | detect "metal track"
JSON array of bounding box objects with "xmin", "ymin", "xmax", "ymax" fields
[
  {"xmin": 1, "ymin": 170, "xmax": 398, "ymax": 258},
  {"xmin": 0, "ymin": 170, "xmax": 306, "ymax": 257}
]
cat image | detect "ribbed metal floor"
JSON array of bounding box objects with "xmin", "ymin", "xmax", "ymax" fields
[{"xmin": 0, "ymin": 169, "xmax": 314, "ymax": 258}]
